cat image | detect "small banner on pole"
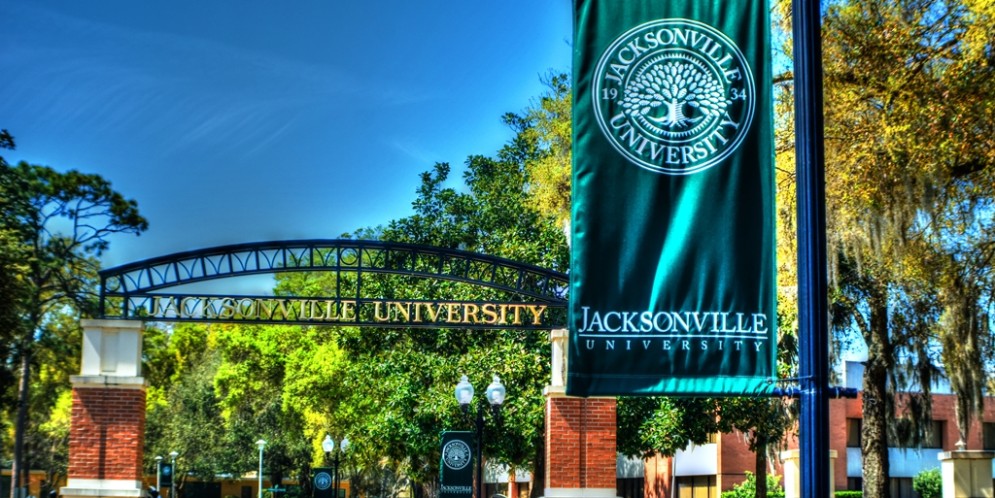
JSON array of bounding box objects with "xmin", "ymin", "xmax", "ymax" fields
[
  {"xmin": 313, "ymin": 468, "xmax": 335, "ymax": 498},
  {"xmin": 439, "ymin": 432, "xmax": 474, "ymax": 498},
  {"xmin": 568, "ymin": 0, "xmax": 777, "ymax": 396},
  {"xmin": 159, "ymin": 463, "xmax": 173, "ymax": 489}
]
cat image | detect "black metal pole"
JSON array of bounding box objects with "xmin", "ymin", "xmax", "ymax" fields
[
  {"xmin": 333, "ymin": 451, "xmax": 340, "ymax": 498},
  {"xmin": 793, "ymin": 0, "xmax": 831, "ymax": 496},
  {"xmin": 475, "ymin": 408, "xmax": 484, "ymax": 498},
  {"xmin": 323, "ymin": 451, "xmax": 331, "ymax": 497}
]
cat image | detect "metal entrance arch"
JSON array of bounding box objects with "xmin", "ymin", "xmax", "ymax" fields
[
  {"xmin": 69, "ymin": 240, "xmax": 606, "ymax": 498},
  {"xmin": 98, "ymin": 239, "xmax": 569, "ymax": 329}
]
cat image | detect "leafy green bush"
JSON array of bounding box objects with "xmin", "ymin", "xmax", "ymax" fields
[
  {"xmin": 913, "ymin": 468, "xmax": 942, "ymax": 498},
  {"xmin": 834, "ymin": 491, "xmax": 862, "ymax": 498},
  {"xmin": 719, "ymin": 472, "xmax": 784, "ymax": 498}
]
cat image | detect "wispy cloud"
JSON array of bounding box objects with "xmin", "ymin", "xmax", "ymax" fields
[
  {"xmin": 386, "ymin": 138, "xmax": 441, "ymax": 167},
  {"xmin": 0, "ymin": 2, "xmax": 433, "ymax": 159}
]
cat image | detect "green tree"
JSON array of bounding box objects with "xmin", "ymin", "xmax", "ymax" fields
[
  {"xmin": 1, "ymin": 130, "xmax": 28, "ymax": 420},
  {"xmin": 143, "ymin": 324, "xmax": 235, "ymax": 492},
  {"xmin": 1, "ymin": 133, "xmax": 148, "ymax": 498},
  {"xmin": 716, "ymin": 398, "xmax": 792, "ymax": 498},
  {"xmin": 213, "ymin": 324, "xmax": 314, "ymax": 487},
  {"xmin": 616, "ymin": 397, "xmax": 721, "ymax": 458},
  {"xmin": 521, "ymin": 73, "xmax": 572, "ymax": 228},
  {"xmin": 1, "ymin": 130, "xmax": 29, "ymax": 454},
  {"xmin": 12, "ymin": 309, "xmax": 81, "ymax": 498},
  {"xmin": 813, "ymin": 1, "xmax": 995, "ymax": 495}
]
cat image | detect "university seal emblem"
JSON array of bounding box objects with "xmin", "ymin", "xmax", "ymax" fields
[
  {"xmin": 314, "ymin": 471, "xmax": 332, "ymax": 490},
  {"xmin": 593, "ymin": 18, "xmax": 755, "ymax": 175},
  {"xmin": 442, "ymin": 440, "xmax": 472, "ymax": 470}
]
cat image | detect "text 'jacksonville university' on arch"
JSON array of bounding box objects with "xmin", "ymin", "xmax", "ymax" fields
[{"xmin": 98, "ymin": 239, "xmax": 569, "ymax": 329}]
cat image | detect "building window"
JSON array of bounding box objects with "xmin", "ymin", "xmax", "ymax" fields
[
  {"xmin": 889, "ymin": 477, "xmax": 915, "ymax": 498},
  {"xmin": 846, "ymin": 477, "xmax": 862, "ymax": 491},
  {"xmin": 922, "ymin": 420, "xmax": 944, "ymax": 449},
  {"xmin": 616, "ymin": 478, "xmax": 644, "ymax": 498},
  {"xmin": 846, "ymin": 419, "xmax": 861, "ymax": 447},
  {"xmin": 983, "ymin": 422, "xmax": 995, "ymax": 450},
  {"xmin": 675, "ymin": 476, "xmax": 716, "ymax": 498},
  {"xmin": 890, "ymin": 419, "xmax": 944, "ymax": 448}
]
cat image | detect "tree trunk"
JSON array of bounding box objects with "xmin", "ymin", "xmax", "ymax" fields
[
  {"xmin": 11, "ymin": 350, "xmax": 31, "ymax": 498},
  {"xmin": 861, "ymin": 287, "xmax": 891, "ymax": 498},
  {"xmin": 955, "ymin": 392, "xmax": 970, "ymax": 448},
  {"xmin": 754, "ymin": 440, "xmax": 767, "ymax": 498},
  {"xmin": 529, "ymin": 419, "xmax": 545, "ymax": 498}
]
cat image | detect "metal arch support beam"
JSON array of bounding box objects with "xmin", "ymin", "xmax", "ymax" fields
[{"xmin": 98, "ymin": 239, "xmax": 568, "ymax": 320}]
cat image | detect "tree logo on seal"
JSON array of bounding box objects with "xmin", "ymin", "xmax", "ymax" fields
[
  {"xmin": 442, "ymin": 440, "xmax": 471, "ymax": 470},
  {"xmin": 314, "ymin": 471, "xmax": 333, "ymax": 490},
  {"xmin": 593, "ymin": 18, "xmax": 755, "ymax": 175}
]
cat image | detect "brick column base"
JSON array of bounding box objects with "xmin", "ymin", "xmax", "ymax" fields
[
  {"xmin": 61, "ymin": 320, "xmax": 147, "ymax": 498},
  {"xmin": 544, "ymin": 389, "xmax": 618, "ymax": 498},
  {"xmin": 61, "ymin": 378, "xmax": 147, "ymax": 498}
]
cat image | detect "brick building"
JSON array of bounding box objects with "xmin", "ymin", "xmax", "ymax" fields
[{"xmin": 641, "ymin": 362, "xmax": 995, "ymax": 497}]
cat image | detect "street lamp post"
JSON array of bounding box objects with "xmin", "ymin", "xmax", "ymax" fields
[
  {"xmin": 256, "ymin": 440, "xmax": 267, "ymax": 498},
  {"xmin": 155, "ymin": 456, "xmax": 163, "ymax": 492},
  {"xmin": 321, "ymin": 435, "xmax": 350, "ymax": 498},
  {"xmin": 455, "ymin": 375, "xmax": 506, "ymax": 498},
  {"xmin": 169, "ymin": 451, "xmax": 178, "ymax": 498}
]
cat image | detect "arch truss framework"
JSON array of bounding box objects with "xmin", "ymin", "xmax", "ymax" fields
[{"xmin": 99, "ymin": 239, "xmax": 568, "ymax": 329}]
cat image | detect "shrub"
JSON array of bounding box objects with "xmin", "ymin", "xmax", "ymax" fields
[
  {"xmin": 834, "ymin": 491, "xmax": 862, "ymax": 498},
  {"xmin": 720, "ymin": 472, "xmax": 784, "ymax": 498},
  {"xmin": 913, "ymin": 468, "xmax": 942, "ymax": 498}
]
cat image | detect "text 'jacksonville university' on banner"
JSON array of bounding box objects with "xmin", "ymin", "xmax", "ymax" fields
[{"xmin": 568, "ymin": 0, "xmax": 776, "ymax": 396}]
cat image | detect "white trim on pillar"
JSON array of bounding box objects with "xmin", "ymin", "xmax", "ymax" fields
[
  {"xmin": 70, "ymin": 375, "xmax": 146, "ymax": 389},
  {"xmin": 550, "ymin": 328, "xmax": 568, "ymax": 388},
  {"xmin": 545, "ymin": 329, "xmax": 569, "ymax": 396},
  {"xmin": 80, "ymin": 319, "xmax": 144, "ymax": 378},
  {"xmin": 543, "ymin": 488, "xmax": 618, "ymax": 498},
  {"xmin": 61, "ymin": 479, "xmax": 144, "ymax": 498}
]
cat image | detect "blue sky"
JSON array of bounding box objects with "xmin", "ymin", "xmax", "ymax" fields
[{"xmin": 1, "ymin": 1, "xmax": 572, "ymax": 273}]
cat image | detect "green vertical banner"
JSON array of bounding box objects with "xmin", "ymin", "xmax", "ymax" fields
[
  {"xmin": 439, "ymin": 431, "xmax": 474, "ymax": 498},
  {"xmin": 568, "ymin": 0, "xmax": 776, "ymax": 396}
]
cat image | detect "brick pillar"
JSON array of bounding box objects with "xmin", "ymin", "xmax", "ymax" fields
[
  {"xmin": 61, "ymin": 319, "xmax": 146, "ymax": 498},
  {"xmin": 544, "ymin": 329, "xmax": 618, "ymax": 498}
]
